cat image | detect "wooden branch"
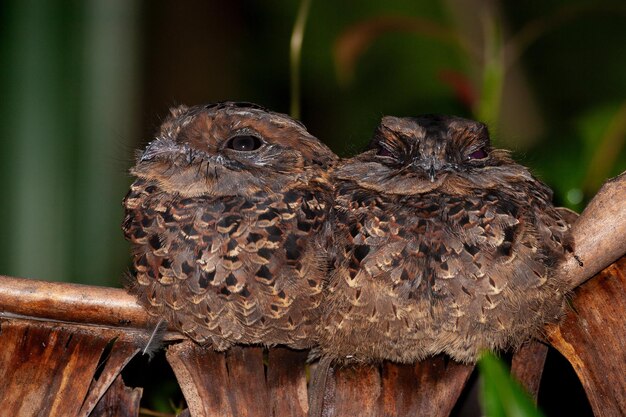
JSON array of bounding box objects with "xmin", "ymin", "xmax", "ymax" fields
[
  {"xmin": 510, "ymin": 341, "xmax": 549, "ymax": 402},
  {"xmin": 547, "ymin": 257, "xmax": 626, "ymax": 417},
  {"xmin": 166, "ymin": 343, "xmax": 309, "ymax": 417},
  {"xmin": 267, "ymin": 349, "xmax": 310, "ymax": 417},
  {"xmin": 90, "ymin": 375, "xmax": 142, "ymax": 417},
  {"xmin": 80, "ymin": 337, "xmax": 142, "ymax": 417},
  {"xmin": 311, "ymin": 356, "xmax": 473, "ymax": 417},
  {"xmin": 0, "ymin": 316, "xmax": 141, "ymax": 417},
  {"xmin": 0, "ymin": 275, "xmax": 182, "ymax": 343},
  {"xmin": 379, "ymin": 359, "xmax": 473, "ymax": 417},
  {"xmin": 559, "ymin": 171, "xmax": 626, "ymax": 289},
  {"xmin": 0, "ymin": 275, "xmax": 148, "ymax": 327}
]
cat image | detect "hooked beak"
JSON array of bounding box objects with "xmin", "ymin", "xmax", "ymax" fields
[
  {"xmin": 428, "ymin": 163, "xmax": 436, "ymax": 182},
  {"xmin": 140, "ymin": 140, "xmax": 194, "ymax": 163},
  {"xmin": 413, "ymin": 156, "xmax": 439, "ymax": 182},
  {"xmin": 140, "ymin": 139, "xmax": 177, "ymax": 162}
]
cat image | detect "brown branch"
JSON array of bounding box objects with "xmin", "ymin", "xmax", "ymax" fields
[
  {"xmin": 0, "ymin": 275, "xmax": 182, "ymax": 343},
  {"xmin": 510, "ymin": 341, "xmax": 548, "ymax": 402},
  {"xmin": 559, "ymin": 170, "xmax": 626, "ymax": 289},
  {"xmin": 0, "ymin": 275, "xmax": 149, "ymax": 327},
  {"xmin": 0, "ymin": 317, "xmax": 142, "ymax": 416},
  {"xmin": 547, "ymin": 257, "xmax": 626, "ymax": 417}
]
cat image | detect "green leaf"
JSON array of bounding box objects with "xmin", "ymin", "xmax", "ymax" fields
[
  {"xmin": 290, "ymin": 0, "xmax": 313, "ymax": 119},
  {"xmin": 475, "ymin": 14, "xmax": 504, "ymax": 126},
  {"xmin": 478, "ymin": 352, "xmax": 545, "ymax": 417}
]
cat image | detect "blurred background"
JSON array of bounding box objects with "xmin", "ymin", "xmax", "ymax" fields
[{"xmin": 1, "ymin": 1, "xmax": 624, "ymax": 414}]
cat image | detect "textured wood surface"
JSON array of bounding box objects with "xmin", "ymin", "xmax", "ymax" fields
[
  {"xmin": 267, "ymin": 349, "xmax": 309, "ymax": 417},
  {"xmin": 0, "ymin": 318, "xmax": 140, "ymax": 417},
  {"xmin": 381, "ymin": 358, "xmax": 473, "ymax": 417},
  {"xmin": 90, "ymin": 374, "xmax": 142, "ymax": 417},
  {"xmin": 79, "ymin": 338, "xmax": 142, "ymax": 417},
  {"xmin": 561, "ymin": 171, "xmax": 626, "ymax": 288},
  {"xmin": 511, "ymin": 340, "xmax": 549, "ymax": 402},
  {"xmin": 0, "ymin": 275, "xmax": 151, "ymax": 329},
  {"xmin": 167, "ymin": 342, "xmax": 309, "ymax": 417},
  {"xmin": 548, "ymin": 256, "xmax": 626, "ymax": 417},
  {"xmin": 312, "ymin": 357, "xmax": 473, "ymax": 417}
]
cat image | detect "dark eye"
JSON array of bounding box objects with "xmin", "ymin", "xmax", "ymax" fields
[
  {"xmin": 226, "ymin": 135, "xmax": 263, "ymax": 151},
  {"xmin": 467, "ymin": 148, "xmax": 488, "ymax": 160},
  {"xmin": 377, "ymin": 146, "xmax": 393, "ymax": 158}
]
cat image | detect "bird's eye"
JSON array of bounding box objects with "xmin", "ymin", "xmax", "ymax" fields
[
  {"xmin": 377, "ymin": 146, "xmax": 393, "ymax": 158},
  {"xmin": 226, "ymin": 135, "xmax": 263, "ymax": 151},
  {"xmin": 467, "ymin": 148, "xmax": 488, "ymax": 160}
]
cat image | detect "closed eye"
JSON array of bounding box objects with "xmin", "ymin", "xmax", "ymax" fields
[
  {"xmin": 376, "ymin": 146, "xmax": 394, "ymax": 158},
  {"xmin": 467, "ymin": 148, "xmax": 488, "ymax": 160}
]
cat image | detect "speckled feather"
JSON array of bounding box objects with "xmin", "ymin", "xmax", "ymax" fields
[
  {"xmin": 123, "ymin": 102, "xmax": 337, "ymax": 350},
  {"xmin": 318, "ymin": 115, "xmax": 573, "ymax": 363}
]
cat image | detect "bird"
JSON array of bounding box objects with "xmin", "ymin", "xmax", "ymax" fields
[
  {"xmin": 122, "ymin": 102, "xmax": 337, "ymax": 351},
  {"xmin": 317, "ymin": 114, "xmax": 573, "ymax": 364}
]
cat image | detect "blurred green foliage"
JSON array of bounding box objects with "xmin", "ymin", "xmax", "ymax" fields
[
  {"xmin": 0, "ymin": 1, "xmax": 139, "ymax": 285},
  {"xmin": 479, "ymin": 352, "xmax": 545, "ymax": 417},
  {"xmin": 1, "ymin": 0, "xmax": 625, "ymax": 290}
]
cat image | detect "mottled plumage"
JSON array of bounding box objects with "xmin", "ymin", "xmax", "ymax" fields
[
  {"xmin": 123, "ymin": 102, "xmax": 337, "ymax": 350},
  {"xmin": 318, "ymin": 115, "xmax": 573, "ymax": 363}
]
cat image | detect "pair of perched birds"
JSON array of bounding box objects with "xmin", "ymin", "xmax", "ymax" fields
[{"xmin": 122, "ymin": 102, "xmax": 573, "ymax": 364}]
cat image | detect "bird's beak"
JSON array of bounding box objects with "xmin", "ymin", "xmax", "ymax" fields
[
  {"xmin": 412, "ymin": 155, "xmax": 441, "ymax": 182},
  {"xmin": 141, "ymin": 140, "xmax": 171, "ymax": 162},
  {"xmin": 140, "ymin": 139, "xmax": 189, "ymax": 162}
]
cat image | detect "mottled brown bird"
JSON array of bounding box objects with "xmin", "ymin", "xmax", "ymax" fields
[
  {"xmin": 122, "ymin": 102, "xmax": 337, "ymax": 350},
  {"xmin": 318, "ymin": 115, "xmax": 573, "ymax": 363}
]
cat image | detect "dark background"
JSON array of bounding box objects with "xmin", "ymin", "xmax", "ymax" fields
[{"xmin": 0, "ymin": 1, "xmax": 624, "ymax": 415}]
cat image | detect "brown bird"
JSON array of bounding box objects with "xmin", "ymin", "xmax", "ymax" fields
[
  {"xmin": 122, "ymin": 102, "xmax": 337, "ymax": 350},
  {"xmin": 318, "ymin": 114, "xmax": 573, "ymax": 363}
]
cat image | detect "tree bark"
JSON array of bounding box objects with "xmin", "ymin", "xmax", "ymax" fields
[{"xmin": 560, "ymin": 171, "xmax": 626, "ymax": 289}]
